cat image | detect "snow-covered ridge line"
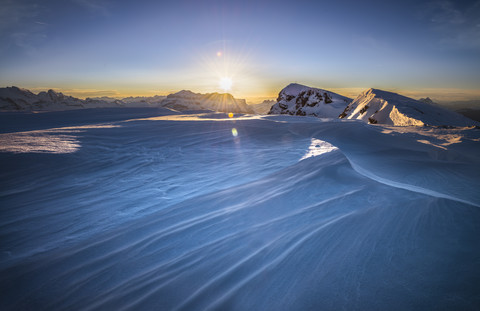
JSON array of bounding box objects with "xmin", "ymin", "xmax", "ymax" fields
[
  {"xmin": 345, "ymin": 153, "xmax": 480, "ymax": 208},
  {"xmin": 298, "ymin": 136, "xmax": 480, "ymax": 207},
  {"xmin": 340, "ymin": 88, "xmax": 477, "ymax": 127}
]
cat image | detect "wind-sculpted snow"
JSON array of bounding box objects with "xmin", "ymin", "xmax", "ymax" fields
[{"xmin": 1, "ymin": 110, "xmax": 479, "ymax": 310}]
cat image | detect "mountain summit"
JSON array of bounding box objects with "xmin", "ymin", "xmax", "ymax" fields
[
  {"xmin": 340, "ymin": 88, "xmax": 477, "ymax": 126},
  {"xmin": 268, "ymin": 83, "xmax": 351, "ymax": 118}
]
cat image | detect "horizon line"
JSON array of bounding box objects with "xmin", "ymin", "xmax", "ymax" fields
[{"xmin": 2, "ymin": 84, "xmax": 480, "ymax": 104}]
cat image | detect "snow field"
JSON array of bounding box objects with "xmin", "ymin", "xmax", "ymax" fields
[{"xmin": 1, "ymin": 109, "xmax": 479, "ymax": 310}]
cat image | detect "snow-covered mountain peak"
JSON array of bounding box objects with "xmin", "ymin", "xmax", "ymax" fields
[
  {"xmin": 169, "ymin": 90, "xmax": 198, "ymax": 98},
  {"xmin": 1, "ymin": 86, "xmax": 35, "ymax": 97},
  {"xmin": 281, "ymin": 83, "xmax": 322, "ymax": 96},
  {"xmin": 37, "ymin": 89, "xmax": 67, "ymax": 101},
  {"xmin": 268, "ymin": 83, "xmax": 351, "ymax": 118},
  {"xmin": 359, "ymin": 88, "xmax": 399, "ymax": 100},
  {"xmin": 340, "ymin": 88, "xmax": 478, "ymax": 127}
]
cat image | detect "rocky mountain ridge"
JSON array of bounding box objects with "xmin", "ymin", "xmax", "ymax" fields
[{"xmin": 268, "ymin": 83, "xmax": 352, "ymax": 118}]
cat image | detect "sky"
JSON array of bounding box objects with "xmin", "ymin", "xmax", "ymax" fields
[{"xmin": 1, "ymin": 0, "xmax": 479, "ymax": 103}]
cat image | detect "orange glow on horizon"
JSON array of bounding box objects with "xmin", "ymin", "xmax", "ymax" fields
[{"xmin": 20, "ymin": 83, "xmax": 480, "ymax": 104}]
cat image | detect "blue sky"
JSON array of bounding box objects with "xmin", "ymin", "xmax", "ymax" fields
[{"xmin": 1, "ymin": 0, "xmax": 479, "ymax": 101}]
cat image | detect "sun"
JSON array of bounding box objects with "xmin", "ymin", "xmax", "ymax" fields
[{"xmin": 219, "ymin": 77, "xmax": 232, "ymax": 92}]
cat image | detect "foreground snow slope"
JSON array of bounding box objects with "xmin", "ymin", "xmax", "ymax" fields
[
  {"xmin": 0, "ymin": 110, "xmax": 479, "ymax": 310},
  {"xmin": 268, "ymin": 83, "xmax": 351, "ymax": 117},
  {"xmin": 342, "ymin": 88, "xmax": 477, "ymax": 126}
]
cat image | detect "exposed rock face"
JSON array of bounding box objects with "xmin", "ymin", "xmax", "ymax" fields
[
  {"xmin": 340, "ymin": 88, "xmax": 478, "ymax": 127},
  {"xmin": 268, "ymin": 83, "xmax": 351, "ymax": 118},
  {"xmin": 161, "ymin": 90, "xmax": 254, "ymax": 114}
]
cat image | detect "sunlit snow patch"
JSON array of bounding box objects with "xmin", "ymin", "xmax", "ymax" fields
[
  {"xmin": 0, "ymin": 124, "xmax": 120, "ymax": 154},
  {"xmin": 300, "ymin": 138, "xmax": 338, "ymax": 161},
  {"xmin": 381, "ymin": 126, "xmax": 468, "ymax": 148},
  {"xmin": 125, "ymin": 113, "xmax": 263, "ymax": 122}
]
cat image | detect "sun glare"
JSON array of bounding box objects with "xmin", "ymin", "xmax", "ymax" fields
[
  {"xmin": 219, "ymin": 77, "xmax": 233, "ymax": 92},
  {"xmin": 197, "ymin": 42, "xmax": 253, "ymax": 95}
]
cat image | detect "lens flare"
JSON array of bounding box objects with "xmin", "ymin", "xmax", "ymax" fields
[{"xmin": 231, "ymin": 128, "xmax": 238, "ymax": 137}]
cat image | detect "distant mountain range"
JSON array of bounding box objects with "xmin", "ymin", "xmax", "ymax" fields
[{"xmin": 0, "ymin": 87, "xmax": 253, "ymax": 114}]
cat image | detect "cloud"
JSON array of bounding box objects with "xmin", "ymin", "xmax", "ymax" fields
[
  {"xmin": 424, "ymin": 0, "xmax": 480, "ymax": 49},
  {"xmin": 9, "ymin": 32, "xmax": 47, "ymax": 53},
  {"xmin": 0, "ymin": 0, "xmax": 48, "ymax": 54},
  {"xmin": 396, "ymin": 87, "xmax": 480, "ymax": 101},
  {"xmin": 38, "ymin": 88, "xmax": 122, "ymax": 99},
  {"xmin": 71, "ymin": 0, "xmax": 111, "ymax": 16},
  {"xmin": 0, "ymin": 1, "xmax": 39, "ymax": 32}
]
